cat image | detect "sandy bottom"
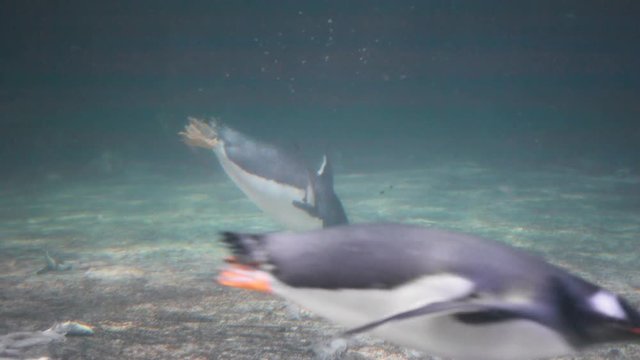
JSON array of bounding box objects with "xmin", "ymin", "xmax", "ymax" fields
[{"xmin": 1, "ymin": 162, "xmax": 639, "ymax": 359}]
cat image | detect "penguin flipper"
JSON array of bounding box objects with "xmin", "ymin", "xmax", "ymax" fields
[
  {"xmin": 292, "ymin": 200, "xmax": 320, "ymax": 218},
  {"xmin": 342, "ymin": 299, "xmax": 532, "ymax": 336},
  {"xmin": 342, "ymin": 299, "xmax": 480, "ymax": 336}
]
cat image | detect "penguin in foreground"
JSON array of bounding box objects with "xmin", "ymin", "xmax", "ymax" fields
[
  {"xmin": 217, "ymin": 223, "xmax": 640, "ymax": 360},
  {"xmin": 180, "ymin": 118, "xmax": 348, "ymax": 230}
]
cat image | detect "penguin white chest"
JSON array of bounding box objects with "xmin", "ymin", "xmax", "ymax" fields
[
  {"xmin": 273, "ymin": 274, "xmax": 474, "ymax": 327},
  {"xmin": 272, "ymin": 274, "xmax": 574, "ymax": 360},
  {"xmin": 214, "ymin": 147, "xmax": 322, "ymax": 231},
  {"xmin": 382, "ymin": 315, "xmax": 574, "ymax": 360}
]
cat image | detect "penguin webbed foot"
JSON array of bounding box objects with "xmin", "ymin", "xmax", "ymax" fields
[{"xmin": 180, "ymin": 117, "xmax": 219, "ymax": 149}]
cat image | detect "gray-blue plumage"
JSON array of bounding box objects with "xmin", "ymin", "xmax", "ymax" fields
[{"xmin": 219, "ymin": 126, "xmax": 309, "ymax": 189}]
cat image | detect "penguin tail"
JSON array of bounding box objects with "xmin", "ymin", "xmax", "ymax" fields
[
  {"xmin": 219, "ymin": 232, "xmax": 267, "ymax": 266},
  {"xmin": 179, "ymin": 117, "xmax": 219, "ymax": 149},
  {"xmin": 218, "ymin": 232, "xmax": 273, "ymax": 293}
]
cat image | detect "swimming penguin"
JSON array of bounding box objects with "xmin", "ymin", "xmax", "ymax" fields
[
  {"xmin": 217, "ymin": 223, "xmax": 640, "ymax": 360},
  {"xmin": 180, "ymin": 118, "xmax": 348, "ymax": 230}
]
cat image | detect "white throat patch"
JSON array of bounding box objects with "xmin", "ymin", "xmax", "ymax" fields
[{"xmin": 589, "ymin": 290, "xmax": 626, "ymax": 320}]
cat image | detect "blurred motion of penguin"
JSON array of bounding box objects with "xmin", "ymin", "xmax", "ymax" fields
[
  {"xmin": 217, "ymin": 223, "xmax": 640, "ymax": 360},
  {"xmin": 180, "ymin": 118, "xmax": 348, "ymax": 230}
]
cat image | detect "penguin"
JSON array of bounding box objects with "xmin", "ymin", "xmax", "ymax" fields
[
  {"xmin": 180, "ymin": 118, "xmax": 348, "ymax": 230},
  {"xmin": 217, "ymin": 223, "xmax": 640, "ymax": 360}
]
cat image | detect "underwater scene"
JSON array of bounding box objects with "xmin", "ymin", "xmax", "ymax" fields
[{"xmin": 1, "ymin": 1, "xmax": 639, "ymax": 360}]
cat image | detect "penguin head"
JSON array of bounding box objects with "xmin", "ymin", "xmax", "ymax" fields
[
  {"xmin": 581, "ymin": 290, "xmax": 640, "ymax": 343},
  {"xmin": 565, "ymin": 287, "xmax": 640, "ymax": 346}
]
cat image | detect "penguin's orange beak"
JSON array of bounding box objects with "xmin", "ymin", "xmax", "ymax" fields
[{"xmin": 217, "ymin": 265, "xmax": 272, "ymax": 293}]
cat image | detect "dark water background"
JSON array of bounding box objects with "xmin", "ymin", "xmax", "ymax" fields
[{"xmin": 1, "ymin": 0, "xmax": 639, "ymax": 181}]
